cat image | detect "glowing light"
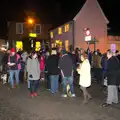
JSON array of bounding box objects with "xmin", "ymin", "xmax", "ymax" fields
[
  {"xmin": 16, "ymin": 41, "xmax": 23, "ymax": 50},
  {"xmin": 58, "ymin": 28, "xmax": 62, "ymax": 34},
  {"xmin": 35, "ymin": 42, "xmax": 41, "ymax": 51},
  {"xmin": 65, "ymin": 24, "xmax": 69, "ymax": 32},
  {"xmin": 50, "ymin": 32, "xmax": 53, "ymax": 38},
  {"xmin": 28, "ymin": 18, "xmax": 34, "ymax": 24},
  {"xmin": 29, "ymin": 33, "xmax": 37, "ymax": 37}
]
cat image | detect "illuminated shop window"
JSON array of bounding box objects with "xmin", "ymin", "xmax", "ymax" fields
[
  {"xmin": 35, "ymin": 42, "xmax": 41, "ymax": 51},
  {"xmin": 58, "ymin": 27, "xmax": 62, "ymax": 34},
  {"xmin": 16, "ymin": 41, "xmax": 23, "ymax": 50},
  {"xmin": 55, "ymin": 40, "xmax": 62, "ymax": 47},
  {"xmin": 65, "ymin": 40, "xmax": 69, "ymax": 51},
  {"xmin": 50, "ymin": 32, "xmax": 53, "ymax": 38},
  {"xmin": 65, "ymin": 24, "xmax": 69, "ymax": 32}
]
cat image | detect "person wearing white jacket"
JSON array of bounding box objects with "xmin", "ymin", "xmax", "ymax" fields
[{"xmin": 77, "ymin": 53, "xmax": 92, "ymax": 104}]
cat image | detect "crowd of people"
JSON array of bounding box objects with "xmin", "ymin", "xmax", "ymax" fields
[{"xmin": 0, "ymin": 47, "xmax": 120, "ymax": 107}]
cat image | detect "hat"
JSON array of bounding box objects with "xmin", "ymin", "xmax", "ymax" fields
[{"xmin": 10, "ymin": 48, "xmax": 15, "ymax": 52}]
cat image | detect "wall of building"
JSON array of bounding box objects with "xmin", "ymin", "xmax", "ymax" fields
[
  {"xmin": 107, "ymin": 35, "xmax": 120, "ymax": 51},
  {"xmin": 8, "ymin": 22, "xmax": 52, "ymax": 43},
  {"xmin": 74, "ymin": 0, "xmax": 108, "ymax": 53},
  {"xmin": 50, "ymin": 21, "xmax": 74, "ymax": 50}
]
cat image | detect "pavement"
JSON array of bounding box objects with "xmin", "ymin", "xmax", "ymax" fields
[{"xmin": 0, "ymin": 82, "xmax": 120, "ymax": 120}]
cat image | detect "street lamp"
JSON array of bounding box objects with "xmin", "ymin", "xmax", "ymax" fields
[{"xmin": 27, "ymin": 18, "xmax": 34, "ymax": 24}]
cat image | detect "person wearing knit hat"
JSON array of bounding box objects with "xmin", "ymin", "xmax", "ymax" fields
[
  {"xmin": 10, "ymin": 48, "xmax": 16, "ymax": 55},
  {"xmin": 8, "ymin": 48, "xmax": 21, "ymax": 88}
]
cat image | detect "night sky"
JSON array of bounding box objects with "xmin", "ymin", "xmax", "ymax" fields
[{"xmin": 0, "ymin": 0, "xmax": 120, "ymax": 38}]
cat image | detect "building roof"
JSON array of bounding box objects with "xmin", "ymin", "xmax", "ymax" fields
[
  {"xmin": 51, "ymin": 0, "xmax": 109, "ymax": 30},
  {"xmin": 73, "ymin": 0, "xmax": 109, "ymax": 24}
]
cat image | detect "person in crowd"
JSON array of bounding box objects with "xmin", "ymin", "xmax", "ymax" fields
[
  {"xmin": 46, "ymin": 48, "xmax": 60, "ymax": 94},
  {"xmin": 77, "ymin": 53, "xmax": 92, "ymax": 104},
  {"xmin": 1, "ymin": 49, "xmax": 10, "ymax": 73},
  {"xmin": 27, "ymin": 51, "xmax": 40, "ymax": 97},
  {"xmin": 87, "ymin": 48, "xmax": 92, "ymax": 65},
  {"xmin": 92, "ymin": 51, "xmax": 102, "ymax": 83},
  {"xmin": 8, "ymin": 48, "xmax": 21, "ymax": 88},
  {"xmin": 59, "ymin": 49, "xmax": 75, "ymax": 97},
  {"xmin": 40, "ymin": 52, "xmax": 45, "ymax": 81},
  {"xmin": 69, "ymin": 50, "xmax": 78, "ymax": 85},
  {"xmin": 45, "ymin": 51, "xmax": 50, "ymax": 90},
  {"xmin": 21, "ymin": 51, "xmax": 28, "ymax": 82},
  {"xmin": 102, "ymin": 50, "xmax": 120, "ymax": 107},
  {"xmin": 100, "ymin": 53, "xmax": 108, "ymax": 92}
]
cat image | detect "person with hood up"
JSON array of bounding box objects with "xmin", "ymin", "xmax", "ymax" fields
[
  {"xmin": 27, "ymin": 51, "xmax": 40, "ymax": 97},
  {"xmin": 59, "ymin": 49, "xmax": 76, "ymax": 97}
]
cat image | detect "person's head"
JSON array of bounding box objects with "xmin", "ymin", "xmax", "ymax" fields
[
  {"xmin": 61, "ymin": 49, "xmax": 67, "ymax": 56},
  {"xmin": 95, "ymin": 51, "xmax": 98, "ymax": 55},
  {"xmin": 107, "ymin": 50, "xmax": 113, "ymax": 59},
  {"xmin": 51, "ymin": 48, "xmax": 57, "ymax": 55},
  {"xmin": 10, "ymin": 48, "xmax": 16, "ymax": 56},
  {"xmin": 31, "ymin": 51, "xmax": 37, "ymax": 59},
  {"xmin": 80, "ymin": 53, "xmax": 88, "ymax": 61},
  {"xmin": 46, "ymin": 51, "xmax": 50, "ymax": 56},
  {"xmin": 115, "ymin": 50, "xmax": 119, "ymax": 55}
]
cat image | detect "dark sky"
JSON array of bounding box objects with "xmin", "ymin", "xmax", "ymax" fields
[{"xmin": 0, "ymin": 0, "xmax": 120, "ymax": 38}]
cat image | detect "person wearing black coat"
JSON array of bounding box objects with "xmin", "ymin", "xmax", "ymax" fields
[
  {"xmin": 46, "ymin": 49, "xmax": 60, "ymax": 94},
  {"xmin": 102, "ymin": 50, "xmax": 120, "ymax": 107}
]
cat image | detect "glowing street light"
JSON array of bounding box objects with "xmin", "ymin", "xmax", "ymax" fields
[{"xmin": 28, "ymin": 18, "xmax": 34, "ymax": 24}]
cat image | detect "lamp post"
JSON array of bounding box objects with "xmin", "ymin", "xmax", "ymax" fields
[
  {"xmin": 27, "ymin": 17, "xmax": 36, "ymax": 50},
  {"xmin": 27, "ymin": 18, "xmax": 34, "ymax": 25}
]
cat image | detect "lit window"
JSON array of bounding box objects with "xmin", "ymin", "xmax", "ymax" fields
[
  {"xmin": 50, "ymin": 32, "xmax": 53, "ymax": 38},
  {"xmin": 58, "ymin": 27, "xmax": 62, "ymax": 34},
  {"xmin": 35, "ymin": 42, "xmax": 41, "ymax": 51},
  {"xmin": 65, "ymin": 24, "xmax": 69, "ymax": 32},
  {"xmin": 16, "ymin": 41, "xmax": 23, "ymax": 50},
  {"xmin": 65, "ymin": 40, "xmax": 69, "ymax": 51}
]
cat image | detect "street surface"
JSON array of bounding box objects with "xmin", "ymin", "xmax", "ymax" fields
[{"xmin": 0, "ymin": 82, "xmax": 120, "ymax": 120}]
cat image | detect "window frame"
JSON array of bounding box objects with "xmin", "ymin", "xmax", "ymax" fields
[
  {"xmin": 35, "ymin": 24, "xmax": 41, "ymax": 35},
  {"xmin": 16, "ymin": 23, "xmax": 24, "ymax": 34}
]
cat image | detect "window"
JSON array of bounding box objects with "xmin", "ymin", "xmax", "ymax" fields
[
  {"xmin": 35, "ymin": 24, "xmax": 41, "ymax": 34},
  {"xmin": 35, "ymin": 42, "xmax": 41, "ymax": 51},
  {"xmin": 65, "ymin": 40, "xmax": 69, "ymax": 51},
  {"xmin": 58, "ymin": 27, "xmax": 62, "ymax": 34},
  {"xmin": 16, "ymin": 23, "xmax": 24, "ymax": 34},
  {"xmin": 50, "ymin": 32, "xmax": 53, "ymax": 38},
  {"xmin": 65, "ymin": 24, "xmax": 69, "ymax": 32},
  {"xmin": 16, "ymin": 41, "xmax": 23, "ymax": 50}
]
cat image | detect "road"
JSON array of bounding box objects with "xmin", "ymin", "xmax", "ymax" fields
[{"xmin": 0, "ymin": 82, "xmax": 120, "ymax": 120}]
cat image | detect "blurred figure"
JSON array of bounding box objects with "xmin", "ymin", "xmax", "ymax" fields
[
  {"xmin": 27, "ymin": 51, "xmax": 40, "ymax": 97},
  {"xmin": 46, "ymin": 48, "xmax": 60, "ymax": 94},
  {"xmin": 21, "ymin": 51, "xmax": 28, "ymax": 82},
  {"xmin": 92, "ymin": 51, "xmax": 102, "ymax": 83},
  {"xmin": 77, "ymin": 53, "xmax": 92, "ymax": 104},
  {"xmin": 40, "ymin": 53, "xmax": 45, "ymax": 81},
  {"xmin": 44, "ymin": 51, "xmax": 50, "ymax": 90}
]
